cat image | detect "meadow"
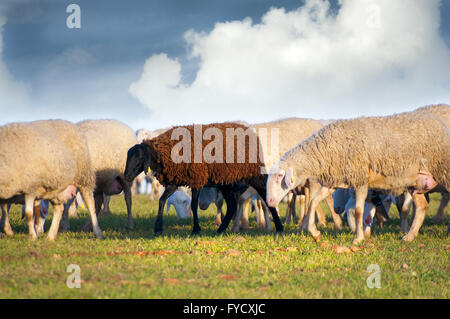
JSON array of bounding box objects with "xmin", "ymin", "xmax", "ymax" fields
[{"xmin": 0, "ymin": 193, "xmax": 448, "ymax": 299}]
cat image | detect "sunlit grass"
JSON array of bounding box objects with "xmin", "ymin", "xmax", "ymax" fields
[{"xmin": 0, "ymin": 193, "xmax": 448, "ymax": 298}]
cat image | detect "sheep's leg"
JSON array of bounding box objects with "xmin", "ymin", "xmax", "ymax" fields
[
  {"xmin": 299, "ymin": 187, "xmax": 318, "ymax": 232},
  {"xmin": 60, "ymin": 196, "xmax": 76, "ymax": 231},
  {"xmin": 251, "ymin": 184, "xmax": 283, "ymax": 232},
  {"xmin": 256, "ymin": 199, "xmax": 265, "ymax": 229},
  {"xmin": 352, "ymin": 186, "xmax": 368, "ymax": 246},
  {"xmin": 432, "ymin": 193, "xmax": 449, "ymax": 224},
  {"xmin": 24, "ymin": 195, "xmax": 37, "ymax": 240},
  {"xmin": 297, "ymin": 194, "xmax": 306, "ymax": 227},
  {"xmin": 215, "ymin": 194, "xmax": 224, "ymax": 226},
  {"xmin": 35, "ymin": 201, "xmax": 47, "ymax": 235},
  {"xmin": 1, "ymin": 203, "xmax": 14, "ymax": 237},
  {"xmin": 123, "ymin": 181, "xmax": 134, "ymax": 230},
  {"xmin": 400, "ymin": 192, "xmax": 413, "ymax": 233},
  {"xmin": 231, "ymin": 188, "xmax": 252, "ymax": 232},
  {"xmin": 47, "ymin": 203, "xmax": 64, "ymax": 241},
  {"xmin": 325, "ymin": 194, "xmax": 342, "ymax": 230},
  {"xmin": 79, "ymin": 188, "xmax": 104, "ymax": 239},
  {"xmin": 260, "ymin": 200, "xmax": 272, "ymax": 231},
  {"xmin": 81, "ymin": 192, "xmax": 103, "ymax": 231},
  {"xmin": 240, "ymin": 198, "xmax": 250, "ymax": 230},
  {"xmin": 402, "ymin": 193, "xmax": 428, "ymax": 242},
  {"xmin": 100, "ymin": 195, "xmax": 112, "ymax": 216},
  {"xmin": 285, "ymin": 193, "xmax": 294, "ymax": 224},
  {"xmin": 231, "ymin": 198, "xmax": 246, "ymax": 232},
  {"xmin": 154, "ymin": 185, "xmax": 177, "ymax": 235},
  {"xmin": 316, "ymin": 204, "xmax": 327, "ymax": 228},
  {"xmin": 299, "ymin": 183, "xmax": 321, "ymax": 232},
  {"xmin": 190, "ymin": 189, "xmax": 201, "ymax": 235},
  {"xmin": 304, "ymin": 187, "xmax": 332, "ymax": 242},
  {"xmin": 217, "ymin": 187, "xmax": 240, "ymax": 234}
]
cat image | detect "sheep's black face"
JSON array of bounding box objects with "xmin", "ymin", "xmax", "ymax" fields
[{"xmin": 124, "ymin": 144, "xmax": 149, "ymax": 182}]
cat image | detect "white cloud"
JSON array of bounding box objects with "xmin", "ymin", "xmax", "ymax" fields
[
  {"xmin": 130, "ymin": 0, "xmax": 450, "ymax": 128},
  {"xmin": 0, "ymin": 16, "xmax": 29, "ymax": 111}
]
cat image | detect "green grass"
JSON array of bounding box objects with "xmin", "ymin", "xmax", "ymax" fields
[{"xmin": 0, "ymin": 193, "xmax": 448, "ymax": 299}]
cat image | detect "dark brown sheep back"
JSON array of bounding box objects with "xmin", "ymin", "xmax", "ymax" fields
[{"xmin": 143, "ymin": 122, "xmax": 264, "ymax": 189}]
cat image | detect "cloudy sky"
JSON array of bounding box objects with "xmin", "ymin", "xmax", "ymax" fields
[{"xmin": 1, "ymin": 0, "xmax": 449, "ymax": 130}]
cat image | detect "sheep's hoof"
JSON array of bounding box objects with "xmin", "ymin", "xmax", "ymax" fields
[
  {"xmin": 81, "ymin": 221, "xmax": 93, "ymax": 232},
  {"xmin": 317, "ymin": 222, "xmax": 327, "ymax": 229},
  {"xmin": 100, "ymin": 209, "xmax": 111, "ymax": 216},
  {"xmin": 191, "ymin": 228, "xmax": 201, "ymax": 236},
  {"xmin": 95, "ymin": 233, "xmax": 105, "ymax": 240},
  {"xmin": 431, "ymin": 216, "xmax": 444, "ymax": 225},
  {"xmin": 351, "ymin": 237, "xmax": 364, "ymax": 246},
  {"xmin": 402, "ymin": 234, "xmax": 415, "ymax": 242},
  {"xmin": 310, "ymin": 230, "xmax": 321, "ymax": 242},
  {"xmin": 217, "ymin": 225, "xmax": 226, "ymax": 234},
  {"xmin": 4, "ymin": 228, "xmax": 14, "ymax": 237},
  {"xmin": 126, "ymin": 222, "xmax": 134, "ymax": 230}
]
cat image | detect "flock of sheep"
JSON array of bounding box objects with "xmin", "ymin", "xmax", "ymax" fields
[{"xmin": 0, "ymin": 104, "xmax": 449, "ymax": 247}]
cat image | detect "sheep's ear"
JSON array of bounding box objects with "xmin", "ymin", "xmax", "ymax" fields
[
  {"xmin": 284, "ymin": 167, "xmax": 295, "ymax": 188},
  {"xmin": 419, "ymin": 158, "xmax": 431, "ymax": 174}
]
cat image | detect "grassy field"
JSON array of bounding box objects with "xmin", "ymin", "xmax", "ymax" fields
[{"xmin": 0, "ymin": 193, "xmax": 448, "ymax": 299}]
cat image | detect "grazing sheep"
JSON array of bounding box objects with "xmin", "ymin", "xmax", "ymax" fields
[
  {"xmin": 198, "ymin": 187, "xmax": 225, "ymax": 225},
  {"xmin": 124, "ymin": 122, "xmax": 284, "ymax": 235},
  {"xmin": 231, "ymin": 118, "xmax": 342, "ymax": 232},
  {"xmin": 0, "ymin": 200, "xmax": 49, "ymax": 236},
  {"xmin": 267, "ymin": 111, "xmax": 450, "ymax": 244},
  {"xmin": 0, "ymin": 120, "xmax": 103, "ymax": 240},
  {"xmin": 167, "ymin": 187, "xmax": 192, "ymax": 219},
  {"xmin": 60, "ymin": 119, "xmax": 137, "ymax": 231},
  {"xmin": 199, "ymin": 186, "xmax": 267, "ymax": 230},
  {"xmin": 333, "ymin": 189, "xmax": 394, "ymax": 236}
]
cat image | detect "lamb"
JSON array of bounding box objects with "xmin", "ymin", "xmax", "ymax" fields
[
  {"xmin": 199, "ymin": 187, "xmax": 267, "ymax": 229},
  {"xmin": 333, "ymin": 189, "xmax": 394, "ymax": 236},
  {"xmin": 166, "ymin": 187, "xmax": 192, "ymax": 219},
  {"xmin": 60, "ymin": 119, "xmax": 138, "ymax": 231},
  {"xmin": 0, "ymin": 120, "xmax": 103, "ymax": 240},
  {"xmin": 267, "ymin": 111, "xmax": 450, "ymax": 245},
  {"xmin": 198, "ymin": 187, "xmax": 224, "ymax": 225},
  {"xmin": 124, "ymin": 122, "xmax": 284, "ymax": 235},
  {"xmin": 0, "ymin": 200, "xmax": 48, "ymax": 236}
]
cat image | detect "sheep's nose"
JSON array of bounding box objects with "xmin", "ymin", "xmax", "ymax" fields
[{"xmin": 267, "ymin": 198, "xmax": 275, "ymax": 207}]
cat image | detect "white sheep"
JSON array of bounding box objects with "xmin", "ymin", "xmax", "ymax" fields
[
  {"xmin": 0, "ymin": 120, "xmax": 103, "ymax": 240},
  {"xmin": 60, "ymin": 119, "xmax": 137, "ymax": 231},
  {"xmin": 267, "ymin": 111, "xmax": 450, "ymax": 244},
  {"xmin": 166, "ymin": 187, "xmax": 192, "ymax": 219}
]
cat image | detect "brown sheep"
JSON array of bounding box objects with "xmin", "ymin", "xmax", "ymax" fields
[{"xmin": 124, "ymin": 122, "xmax": 283, "ymax": 235}]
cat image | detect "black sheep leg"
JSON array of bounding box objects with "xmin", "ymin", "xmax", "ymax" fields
[
  {"xmin": 217, "ymin": 186, "xmax": 239, "ymax": 234},
  {"xmin": 250, "ymin": 175, "xmax": 284, "ymax": 233},
  {"xmin": 154, "ymin": 185, "xmax": 177, "ymax": 235},
  {"xmin": 191, "ymin": 188, "xmax": 201, "ymax": 235}
]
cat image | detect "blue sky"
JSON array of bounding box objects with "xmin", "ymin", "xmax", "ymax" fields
[{"xmin": 1, "ymin": 0, "xmax": 449, "ymax": 130}]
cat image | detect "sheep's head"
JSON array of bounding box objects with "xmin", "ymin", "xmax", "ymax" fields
[
  {"xmin": 266, "ymin": 164, "xmax": 304, "ymax": 207},
  {"xmin": 167, "ymin": 190, "xmax": 192, "ymax": 219},
  {"xmin": 124, "ymin": 144, "xmax": 151, "ymax": 183},
  {"xmin": 198, "ymin": 187, "xmax": 218, "ymax": 210}
]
